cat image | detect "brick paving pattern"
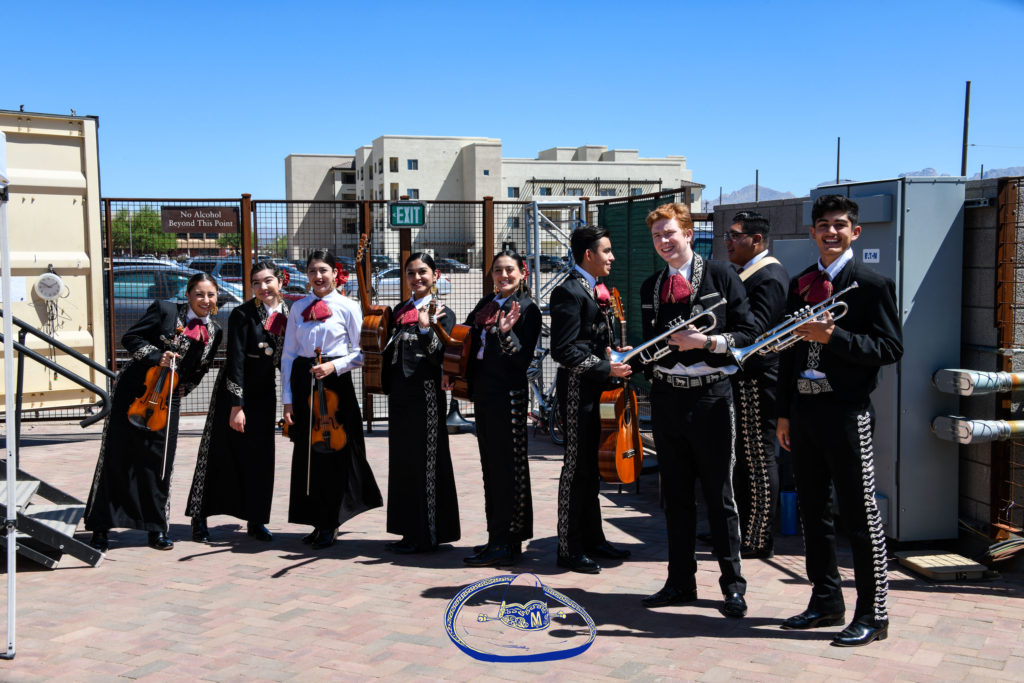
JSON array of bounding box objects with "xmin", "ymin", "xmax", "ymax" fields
[{"xmin": 1, "ymin": 418, "xmax": 1021, "ymax": 681}]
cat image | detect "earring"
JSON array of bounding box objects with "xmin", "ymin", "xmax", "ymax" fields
[
  {"xmin": 430, "ymin": 283, "xmax": 438, "ymax": 295},
  {"xmin": 305, "ymin": 281, "xmax": 313, "ymax": 293},
  {"xmin": 493, "ymin": 283, "xmax": 499, "ymax": 294},
  {"xmin": 211, "ymin": 303, "xmax": 219, "ymax": 316}
]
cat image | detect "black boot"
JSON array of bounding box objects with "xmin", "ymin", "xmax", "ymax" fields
[
  {"xmin": 89, "ymin": 530, "xmax": 109, "ymax": 552},
  {"xmin": 148, "ymin": 531, "xmax": 174, "ymax": 550},
  {"xmin": 311, "ymin": 527, "xmax": 338, "ymax": 550},
  {"xmin": 246, "ymin": 521, "xmax": 273, "ymax": 542},
  {"xmin": 191, "ymin": 517, "xmax": 211, "ymax": 543}
]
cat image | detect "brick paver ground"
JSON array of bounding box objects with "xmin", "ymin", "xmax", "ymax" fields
[{"xmin": 1, "ymin": 417, "xmax": 1021, "ymax": 681}]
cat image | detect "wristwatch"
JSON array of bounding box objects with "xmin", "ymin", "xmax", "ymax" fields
[{"xmin": 703, "ymin": 336, "xmax": 714, "ymax": 351}]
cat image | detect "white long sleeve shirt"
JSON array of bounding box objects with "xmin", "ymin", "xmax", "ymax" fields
[{"xmin": 281, "ymin": 290, "xmax": 363, "ymax": 404}]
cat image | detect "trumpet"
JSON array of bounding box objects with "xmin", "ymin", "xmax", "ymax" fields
[
  {"xmin": 609, "ymin": 298, "xmax": 725, "ymax": 365},
  {"xmin": 730, "ymin": 282, "xmax": 859, "ymax": 365}
]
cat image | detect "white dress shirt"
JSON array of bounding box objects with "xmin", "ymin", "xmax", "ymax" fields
[{"xmin": 281, "ymin": 290, "xmax": 363, "ymax": 404}]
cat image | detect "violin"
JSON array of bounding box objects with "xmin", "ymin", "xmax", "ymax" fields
[
  {"xmin": 428, "ymin": 299, "xmax": 473, "ymax": 400},
  {"xmin": 598, "ymin": 288, "xmax": 644, "ymax": 484},
  {"xmin": 127, "ymin": 325, "xmax": 184, "ymax": 433},
  {"xmin": 309, "ymin": 347, "xmax": 347, "ymax": 453}
]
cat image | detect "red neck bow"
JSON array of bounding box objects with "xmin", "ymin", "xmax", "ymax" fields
[
  {"xmin": 302, "ymin": 298, "xmax": 332, "ymax": 322},
  {"xmin": 394, "ymin": 300, "xmax": 419, "ymax": 326},
  {"xmin": 184, "ymin": 317, "xmax": 210, "ymax": 344},
  {"xmin": 798, "ymin": 270, "xmax": 833, "ymax": 304},
  {"xmin": 265, "ymin": 310, "xmax": 287, "ymax": 336},
  {"xmin": 594, "ymin": 282, "xmax": 610, "ymax": 305},
  {"xmin": 660, "ymin": 273, "xmax": 692, "ymax": 304},
  {"xmin": 474, "ymin": 300, "xmax": 501, "ymax": 328}
]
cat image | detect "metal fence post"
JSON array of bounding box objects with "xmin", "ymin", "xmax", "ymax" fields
[
  {"xmin": 358, "ymin": 200, "xmax": 375, "ymax": 431},
  {"xmin": 482, "ymin": 196, "xmax": 494, "ymax": 296},
  {"xmin": 241, "ymin": 194, "xmax": 253, "ymax": 300},
  {"xmin": 103, "ymin": 198, "xmax": 117, "ymax": 370}
]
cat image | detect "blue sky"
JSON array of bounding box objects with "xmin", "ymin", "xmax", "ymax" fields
[{"xmin": 5, "ymin": 0, "xmax": 1022, "ymax": 200}]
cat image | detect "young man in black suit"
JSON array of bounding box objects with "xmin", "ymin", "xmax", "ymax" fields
[
  {"xmin": 776, "ymin": 194, "xmax": 903, "ymax": 647},
  {"xmin": 725, "ymin": 211, "xmax": 789, "ymax": 559},
  {"xmin": 638, "ymin": 202, "xmax": 758, "ymax": 618},
  {"xmin": 550, "ymin": 225, "xmax": 633, "ymax": 574}
]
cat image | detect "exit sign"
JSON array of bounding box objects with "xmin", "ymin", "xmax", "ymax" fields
[{"xmin": 389, "ymin": 201, "xmax": 426, "ymax": 228}]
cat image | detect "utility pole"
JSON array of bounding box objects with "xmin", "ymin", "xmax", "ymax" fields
[
  {"xmin": 961, "ymin": 80, "xmax": 971, "ymax": 177},
  {"xmin": 836, "ymin": 137, "xmax": 841, "ymax": 184},
  {"xmin": 755, "ymin": 170, "xmax": 759, "ymax": 203}
]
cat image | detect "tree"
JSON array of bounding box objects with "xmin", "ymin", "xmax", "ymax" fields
[
  {"xmin": 217, "ymin": 232, "xmax": 240, "ymax": 249},
  {"xmin": 110, "ymin": 206, "xmax": 176, "ymax": 254}
]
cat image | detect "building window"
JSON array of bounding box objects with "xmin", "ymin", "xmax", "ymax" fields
[
  {"xmin": 341, "ymin": 171, "xmax": 355, "ymax": 184},
  {"xmin": 539, "ymin": 187, "xmax": 552, "ymax": 196},
  {"xmin": 408, "ymin": 189, "xmax": 420, "ymax": 199},
  {"xmin": 567, "ymin": 188, "xmax": 583, "ymax": 196},
  {"xmin": 407, "ymin": 159, "xmax": 418, "ymax": 170},
  {"xmin": 599, "ymin": 189, "xmax": 616, "ymax": 197},
  {"xmin": 390, "ymin": 183, "xmax": 399, "ymax": 200},
  {"xmin": 359, "ymin": 169, "xmax": 363, "ymax": 180},
  {"xmin": 389, "ymin": 157, "xmax": 398, "ymax": 173},
  {"xmin": 483, "ymin": 169, "xmax": 490, "ymax": 176},
  {"xmin": 507, "ymin": 187, "xmax": 519, "ymax": 198},
  {"xmin": 630, "ymin": 188, "xmax": 643, "ymax": 196},
  {"xmin": 506, "ymin": 217, "xmax": 520, "ymax": 229}
]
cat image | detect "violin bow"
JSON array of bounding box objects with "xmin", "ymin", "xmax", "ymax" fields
[
  {"xmin": 306, "ymin": 342, "xmax": 321, "ymax": 496},
  {"xmin": 161, "ymin": 326, "xmax": 184, "ymax": 479}
]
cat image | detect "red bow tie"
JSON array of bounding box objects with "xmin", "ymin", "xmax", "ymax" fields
[
  {"xmin": 474, "ymin": 301, "xmax": 501, "ymax": 328},
  {"xmin": 265, "ymin": 311, "xmax": 286, "ymax": 336},
  {"xmin": 302, "ymin": 299, "xmax": 332, "ymax": 322},
  {"xmin": 394, "ymin": 301, "xmax": 420, "ymax": 326},
  {"xmin": 594, "ymin": 283, "xmax": 610, "ymax": 305},
  {"xmin": 660, "ymin": 274, "xmax": 692, "ymax": 304},
  {"xmin": 798, "ymin": 270, "xmax": 833, "ymax": 304},
  {"xmin": 184, "ymin": 317, "xmax": 210, "ymax": 344}
]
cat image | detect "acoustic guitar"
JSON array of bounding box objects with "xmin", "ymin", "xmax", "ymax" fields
[
  {"xmin": 355, "ymin": 234, "xmax": 391, "ymax": 394},
  {"xmin": 598, "ymin": 287, "xmax": 643, "ymax": 484},
  {"xmin": 427, "ymin": 299, "xmax": 473, "ymax": 400}
]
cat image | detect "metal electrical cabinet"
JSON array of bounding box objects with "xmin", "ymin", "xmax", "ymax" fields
[{"xmin": 772, "ymin": 177, "xmax": 965, "ymax": 541}]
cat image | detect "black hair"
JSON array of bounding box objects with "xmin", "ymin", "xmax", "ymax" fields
[
  {"xmin": 186, "ymin": 272, "xmax": 218, "ymax": 294},
  {"xmin": 251, "ymin": 259, "xmax": 282, "ymax": 282},
  {"xmin": 811, "ymin": 195, "xmax": 859, "ymax": 227},
  {"xmin": 731, "ymin": 210, "xmax": 770, "ymax": 236},
  {"xmin": 491, "ymin": 248, "xmax": 531, "ymax": 297},
  {"xmin": 570, "ymin": 225, "xmax": 610, "ymax": 264},
  {"xmin": 405, "ymin": 251, "xmax": 437, "ymax": 271},
  {"xmin": 306, "ymin": 248, "xmax": 338, "ymax": 271}
]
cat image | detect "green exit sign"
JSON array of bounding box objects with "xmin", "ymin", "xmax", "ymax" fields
[{"xmin": 389, "ymin": 201, "xmax": 426, "ymax": 228}]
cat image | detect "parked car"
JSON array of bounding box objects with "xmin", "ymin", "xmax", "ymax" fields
[
  {"xmin": 538, "ymin": 254, "xmax": 569, "ymax": 273},
  {"xmin": 110, "ymin": 264, "xmax": 243, "ymax": 344},
  {"xmin": 434, "ymin": 257, "xmax": 470, "ymax": 273},
  {"xmin": 186, "ymin": 257, "xmax": 310, "ymax": 294},
  {"xmin": 371, "ymin": 268, "xmax": 451, "ymax": 299},
  {"xmin": 371, "ymin": 255, "xmax": 398, "ymax": 272}
]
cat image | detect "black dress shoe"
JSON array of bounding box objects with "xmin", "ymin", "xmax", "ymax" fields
[
  {"xmin": 246, "ymin": 522, "xmax": 273, "ymax": 542},
  {"xmin": 556, "ymin": 553, "xmax": 601, "ymax": 574},
  {"xmin": 191, "ymin": 517, "xmax": 211, "ymax": 543},
  {"xmin": 89, "ymin": 531, "xmax": 109, "ymax": 552},
  {"xmin": 641, "ymin": 584, "xmax": 698, "ymax": 608},
  {"xmin": 585, "ymin": 540, "xmax": 631, "ymax": 560},
  {"xmin": 148, "ymin": 531, "xmax": 174, "ymax": 550},
  {"xmin": 722, "ymin": 592, "xmax": 748, "ymax": 618},
  {"xmin": 780, "ymin": 608, "xmax": 846, "ymax": 630},
  {"xmin": 464, "ymin": 544, "xmax": 516, "ymax": 567},
  {"xmin": 831, "ymin": 617, "xmax": 888, "ymax": 647},
  {"xmin": 472, "ymin": 543, "xmax": 489, "ymax": 555},
  {"xmin": 301, "ymin": 528, "xmax": 319, "ymax": 545},
  {"xmin": 741, "ymin": 545, "xmax": 774, "ymax": 559},
  {"xmin": 311, "ymin": 527, "xmax": 338, "ymax": 550}
]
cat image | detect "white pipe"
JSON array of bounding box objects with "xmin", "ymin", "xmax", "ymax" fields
[{"xmin": 1, "ymin": 131, "xmax": 18, "ymax": 659}]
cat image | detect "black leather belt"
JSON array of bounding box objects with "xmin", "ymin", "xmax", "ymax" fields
[{"xmin": 797, "ymin": 377, "xmax": 833, "ymax": 394}]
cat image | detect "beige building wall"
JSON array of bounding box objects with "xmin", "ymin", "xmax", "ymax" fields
[{"xmin": 0, "ymin": 110, "xmax": 107, "ymax": 411}]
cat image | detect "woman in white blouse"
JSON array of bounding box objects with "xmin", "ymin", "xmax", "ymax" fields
[{"xmin": 281, "ymin": 249, "xmax": 382, "ymax": 549}]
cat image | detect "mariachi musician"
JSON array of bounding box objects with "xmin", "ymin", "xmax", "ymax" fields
[
  {"xmin": 383, "ymin": 252, "xmax": 460, "ymax": 554},
  {"xmin": 454, "ymin": 249, "xmax": 541, "ymax": 568},
  {"xmin": 185, "ymin": 260, "xmax": 289, "ymax": 543},
  {"xmin": 85, "ymin": 272, "xmax": 223, "ymax": 552},
  {"xmin": 281, "ymin": 249, "xmax": 382, "ymax": 550},
  {"xmin": 549, "ymin": 225, "xmax": 633, "ymax": 575}
]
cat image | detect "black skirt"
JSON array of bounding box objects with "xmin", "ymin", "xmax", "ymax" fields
[{"xmin": 287, "ymin": 358, "xmax": 382, "ymax": 528}]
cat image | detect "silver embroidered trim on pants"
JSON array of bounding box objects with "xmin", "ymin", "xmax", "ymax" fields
[
  {"xmin": 737, "ymin": 377, "xmax": 771, "ymax": 552},
  {"xmin": 508, "ymin": 388, "xmax": 530, "ymax": 537},
  {"xmin": 186, "ymin": 369, "xmax": 225, "ymax": 517},
  {"xmin": 556, "ymin": 364, "xmax": 590, "ymax": 557},
  {"xmin": 424, "ymin": 379, "xmax": 439, "ymax": 546},
  {"xmin": 856, "ymin": 410, "xmax": 889, "ymax": 621}
]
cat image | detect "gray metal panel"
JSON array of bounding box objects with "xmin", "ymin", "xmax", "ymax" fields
[{"xmin": 773, "ymin": 236, "xmax": 819, "ymax": 276}]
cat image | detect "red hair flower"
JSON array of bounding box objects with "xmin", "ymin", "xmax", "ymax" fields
[
  {"xmin": 334, "ymin": 267, "xmax": 350, "ymax": 287},
  {"xmin": 279, "ymin": 270, "xmax": 290, "ymax": 287},
  {"xmin": 522, "ymin": 264, "xmax": 530, "ymax": 279}
]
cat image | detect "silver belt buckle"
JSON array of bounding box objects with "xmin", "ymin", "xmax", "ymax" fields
[{"xmin": 797, "ymin": 378, "xmax": 833, "ymax": 394}]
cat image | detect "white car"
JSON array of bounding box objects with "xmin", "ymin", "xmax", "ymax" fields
[{"xmin": 372, "ymin": 268, "xmax": 451, "ymax": 298}]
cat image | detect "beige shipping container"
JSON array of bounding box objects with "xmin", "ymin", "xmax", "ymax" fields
[{"xmin": 0, "ymin": 109, "xmax": 107, "ymax": 413}]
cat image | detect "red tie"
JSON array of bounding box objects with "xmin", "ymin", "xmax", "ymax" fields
[
  {"xmin": 798, "ymin": 270, "xmax": 833, "ymax": 304},
  {"xmin": 474, "ymin": 301, "xmax": 501, "ymax": 328},
  {"xmin": 393, "ymin": 301, "xmax": 419, "ymax": 326},
  {"xmin": 660, "ymin": 274, "xmax": 692, "ymax": 304},
  {"xmin": 184, "ymin": 317, "xmax": 210, "ymax": 344},
  {"xmin": 265, "ymin": 311, "xmax": 286, "ymax": 336},
  {"xmin": 594, "ymin": 283, "xmax": 610, "ymax": 304},
  {"xmin": 302, "ymin": 299, "xmax": 332, "ymax": 322}
]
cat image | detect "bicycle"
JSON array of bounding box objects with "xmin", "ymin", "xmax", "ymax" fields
[{"xmin": 527, "ymin": 347, "xmax": 565, "ymax": 445}]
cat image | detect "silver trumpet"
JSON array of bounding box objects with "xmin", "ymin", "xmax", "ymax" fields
[
  {"xmin": 730, "ymin": 282, "xmax": 859, "ymax": 365},
  {"xmin": 609, "ymin": 298, "xmax": 726, "ymax": 365}
]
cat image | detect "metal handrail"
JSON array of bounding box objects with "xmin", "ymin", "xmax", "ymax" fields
[{"xmin": 0, "ymin": 309, "xmax": 115, "ymax": 379}]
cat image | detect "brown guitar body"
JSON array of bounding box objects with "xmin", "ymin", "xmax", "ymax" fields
[
  {"xmin": 360, "ymin": 304, "xmax": 391, "ymax": 395},
  {"xmin": 439, "ymin": 324, "xmax": 473, "ymax": 400},
  {"xmin": 598, "ymin": 384, "xmax": 643, "ymax": 484}
]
